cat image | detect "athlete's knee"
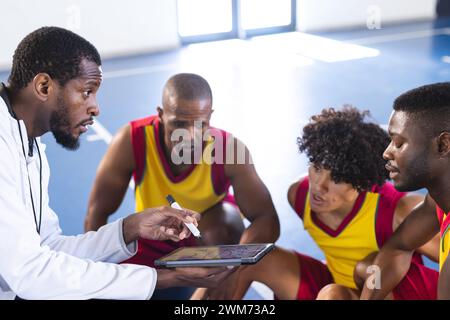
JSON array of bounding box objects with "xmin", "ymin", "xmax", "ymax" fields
[
  {"xmin": 198, "ymin": 202, "xmax": 245, "ymax": 245},
  {"xmin": 316, "ymin": 284, "xmax": 353, "ymax": 300},
  {"xmin": 354, "ymin": 261, "xmax": 368, "ymax": 290},
  {"xmin": 353, "ymin": 252, "xmax": 378, "ymax": 290}
]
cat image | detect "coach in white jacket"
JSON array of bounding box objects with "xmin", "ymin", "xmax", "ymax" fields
[{"xmin": 0, "ymin": 27, "xmax": 232, "ymax": 300}]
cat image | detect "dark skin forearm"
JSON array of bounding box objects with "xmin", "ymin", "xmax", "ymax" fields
[
  {"xmin": 155, "ymin": 269, "xmax": 179, "ymax": 289},
  {"xmin": 360, "ymin": 246, "xmax": 413, "ymax": 299},
  {"xmin": 225, "ymin": 139, "xmax": 280, "ymax": 244},
  {"xmin": 122, "ymin": 213, "xmax": 141, "ymax": 244},
  {"xmin": 156, "ymin": 267, "xmax": 236, "ymax": 289},
  {"xmin": 239, "ymin": 214, "xmax": 279, "ymax": 244},
  {"xmin": 85, "ymin": 124, "xmax": 135, "ymax": 232}
]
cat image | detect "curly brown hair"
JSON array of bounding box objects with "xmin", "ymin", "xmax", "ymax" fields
[{"xmin": 297, "ymin": 106, "xmax": 390, "ymax": 192}]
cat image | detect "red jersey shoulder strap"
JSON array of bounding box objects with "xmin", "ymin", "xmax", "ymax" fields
[
  {"xmin": 437, "ymin": 205, "xmax": 446, "ymax": 226},
  {"xmin": 437, "ymin": 205, "xmax": 450, "ymax": 236},
  {"xmin": 130, "ymin": 115, "xmax": 157, "ymax": 186},
  {"xmin": 210, "ymin": 127, "xmax": 231, "ymax": 196},
  {"xmin": 373, "ymin": 182, "xmax": 406, "ymax": 247}
]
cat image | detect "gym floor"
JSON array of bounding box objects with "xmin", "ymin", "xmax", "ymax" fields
[{"xmin": 1, "ymin": 18, "xmax": 449, "ymax": 299}]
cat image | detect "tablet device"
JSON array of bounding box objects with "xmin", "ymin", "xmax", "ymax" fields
[{"xmin": 154, "ymin": 243, "xmax": 274, "ymax": 268}]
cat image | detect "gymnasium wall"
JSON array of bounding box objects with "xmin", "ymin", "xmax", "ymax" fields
[
  {"xmin": 0, "ymin": 0, "xmax": 438, "ymax": 71},
  {"xmin": 297, "ymin": 0, "xmax": 437, "ymax": 31},
  {"xmin": 0, "ymin": 0, "xmax": 180, "ymax": 70}
]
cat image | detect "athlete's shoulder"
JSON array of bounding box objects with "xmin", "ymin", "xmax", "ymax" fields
[
  {"xmin": 288, "ymin": 175, "xmax": 309, "ymax": 218},
  {"xmin": 209, "ymin": 126, "xmax": 233, "ymax": 147},
  {"xmin": 130, "ymin": 115, "xmax": 158, "ymax": 129}
]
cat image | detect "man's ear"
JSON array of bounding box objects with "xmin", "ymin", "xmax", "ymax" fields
[
  {"xmin": 437, "ymin": 132, "xmax": 450, "ymax": 157},
  {"xmin": 32, "ymin": 73, "xmax": 54, "ymax": 102}
]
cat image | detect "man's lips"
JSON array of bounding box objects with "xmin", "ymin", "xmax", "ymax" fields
[
  {"xmin": 385, "ymin": 164, "xmax": 399, "ymax": 179},
  {"xmin": 385, "ymin": 163, "xmax": 399, "ymax": 173},
  {"xmin": 311, "ymin": 193, "xmax": 326, "ymax": 206},
  {"xmin": 78, "ymin": 119, "xmax": 94, "ymax": 133}
]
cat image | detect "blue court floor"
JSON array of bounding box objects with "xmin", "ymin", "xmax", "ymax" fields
[{"xmin": 1, "ymin": 18, "xmax": 449, "ymax": 299}]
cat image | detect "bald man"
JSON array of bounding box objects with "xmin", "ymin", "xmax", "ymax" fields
[{"xmin": 84, "ymin": 73, "xmax": 280, "ymax": 299}]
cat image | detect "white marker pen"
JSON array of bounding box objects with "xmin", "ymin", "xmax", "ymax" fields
[{"xmin": 166, "ymin": 195, "xmax": 202, "ymax": 238}]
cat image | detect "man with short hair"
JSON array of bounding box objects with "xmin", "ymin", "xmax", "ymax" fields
[
  {"xmin": 360, "ymin": 82, "xmax": 450, "ymax": 300},
  {"xmin": 0, "ymin": 27, "xmax": 232, "ymax": 300},
  {"xmin": 84, "ymin": 73, "xmax": 280, "ymax": 299}
]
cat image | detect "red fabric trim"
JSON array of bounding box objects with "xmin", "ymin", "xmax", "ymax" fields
[
  {"xmin": 437, "ymin": 205, "xmax": 450, "ymax": 236},
  {"xmin": 437, "ymin": 205, "xmax": 450, "ymax": 228},
  {"xmin": 295, "ymin": 252, "xmax": 333, "ymax": 300},
  {"xmin": 222, "ymin": 192, "xmax": 237, "ymax": 206},
  {"xmin": 294, "ymin": 176, "xmax": 309, "ymax": 220},
  {"xmin": 392, "ymin": 259, "xmax": 438, "ymax": 300},
  {"xmin": 373, "ymin": 183, "xmax": 406, "ymax": 247},
  {"xmin": 130, "ymin": 116, "xmax": 155, "ymax": 186},
  {"xmin": 210, "ymin": 127, "xmax": 231, "ymax": 195},
  {"xmin": 311, "ymin": 192, "xmax": 366, "ymax": 238},
  {"xmin": 153, "ymin": 117, "xmax": 196, "ymax": 183}
]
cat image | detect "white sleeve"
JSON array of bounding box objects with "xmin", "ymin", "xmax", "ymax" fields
[
  {"xmin": 0, "ymin": 139, "xmax": 156, "ymax": 300},
  {"xmin": 38, "ymin": 141, "xmax": 137, "ymax": 263},
  {"xmin": 40, "ymin": 207, "xmax": 137, "ymax": 263}
]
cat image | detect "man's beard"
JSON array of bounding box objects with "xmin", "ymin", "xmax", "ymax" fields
[
  {"xmin": 393, "ymin": 151, "xmax": 431, "ymax": 192},
  {"xmin": 50, "ymin": 95, "xmax": 80, "ymax": 150}
]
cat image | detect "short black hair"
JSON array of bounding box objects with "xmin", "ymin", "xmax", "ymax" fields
[
  {"xmin": 393, "ymin": 82, "xmax": 450, "ymax": 137},
  {"xmin": 297, "ymin": 106, "xmax": 390, "ymax": 192},
  {"xmin": 163, "ymin": 73, "xmax": 212, "ymax": 105},
  {"xmin": 8, "ymin": 26, "xmax": 101, "ymax": 90}
]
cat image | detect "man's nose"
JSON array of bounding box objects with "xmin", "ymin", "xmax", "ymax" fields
[
  {"xmin": 383, "ymin": 141, "xmax": 393, "ymax": 161},
  {"xmin": 187, "ymin": 126, "xmax": 202, "ymax": 142},
  {"xmin": 87, "ymin": 102, "xmax": 100, "ymax": 117},
  {"xmin": 313, "ymin": 176, "xmax": 328, "ymax": 194}
]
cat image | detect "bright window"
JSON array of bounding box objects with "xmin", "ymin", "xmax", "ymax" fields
[
  {"xmin": 240, "ymin": 0, "xmax": 292, "ymax": 30},
  {"xmin": 177, "ymin": 0, "xmax": 233, "ymax": 37}
]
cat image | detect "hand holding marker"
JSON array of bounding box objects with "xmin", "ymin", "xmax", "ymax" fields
[{"xmin": 166, "ymin": 195, "xmax": 202, "ymax": 238}]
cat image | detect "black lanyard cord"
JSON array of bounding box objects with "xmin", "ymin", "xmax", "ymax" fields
[
  {"xmin": 36, "ymin": 140, "xmax": 42, "ymax": 234},
  {"xmin": 16, "ymin": 118, "xmax": 42, "ymax": 235}
]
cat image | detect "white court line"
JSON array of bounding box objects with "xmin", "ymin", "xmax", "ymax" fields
[
  {"xmin": 87, "ymin": 120, "xmax": 113, "ymax": 144},
  {"xmin": 87, "ymin": 120, "xmax": 135, "ymax": 190},
  {"xmin": 349, "ymin": 27, "xmax": 450, "ymax": 45},
  {"xmin": 251, "ymin": 282, "xmax": 274, "ymax": 300}
]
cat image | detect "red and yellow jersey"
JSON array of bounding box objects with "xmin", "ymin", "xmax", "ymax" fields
[
  {"xmin": 121, "ymin": 116, "xmax": 233, "ymax": 268},
  {"xmin": 130, "ymin": 116, "xmax": 231, "ymax": 213},
  {"xmin": 437, "ymin": 206, "xmax": 450, "ymax": 272},
  {"xmin": 294, "ymin": 177, "xmax": 416, "ymax": 289}
]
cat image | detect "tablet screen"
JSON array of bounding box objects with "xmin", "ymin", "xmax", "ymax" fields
[{"xmin": 155, "ymin": 243, "xmax": 274, "ymax": 267}]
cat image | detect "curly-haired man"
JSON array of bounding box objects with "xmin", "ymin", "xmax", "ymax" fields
[{"xmin": 193, "ymin": 106, "xmax": 440, "ymax": 300}]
